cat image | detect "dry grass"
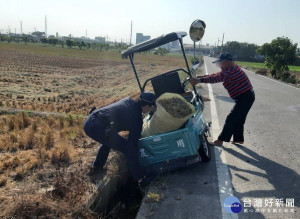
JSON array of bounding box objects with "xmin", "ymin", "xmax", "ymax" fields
[
  {"xmin": 145, "ymin": 192, "xmax": 162, "ymax": 203},
  {"xmin": 0, "ymin": 42, "xmax": 187, "ymax": 217},
  {"xmin": 0, "ymin": 175, "xmax": 7, "ymax": 187},
  {"xmin": 0, "ymin": 113, "xmax": 87, "ymax": 180},
  {"xmin": 51, "ymin": 141, "xmax": 74, "ymax": 165},
  {"xmin": 158, "ymin": 97, "xmax": 193, "ymax": 118},
  {"xmin": 8, "ymin": 161, "xmax": 99, "ymax": 218}
]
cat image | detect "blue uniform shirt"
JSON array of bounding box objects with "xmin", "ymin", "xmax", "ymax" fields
[{"xmin": 94, "ymin": 97, "xmax": 144, "ymax": 179}]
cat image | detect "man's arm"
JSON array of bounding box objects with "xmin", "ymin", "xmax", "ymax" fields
[
  {"xmin": 190, "ymin": 71, "xmax": 230, "ymax": 85},
  {"xmin": 126, "ymin": 121, "xmax": 145, "ymax": 181}
]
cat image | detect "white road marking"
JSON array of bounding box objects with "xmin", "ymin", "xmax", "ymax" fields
[{"xmin": 204, "ymin": 61, "xmax": 238, "ymax": 219}]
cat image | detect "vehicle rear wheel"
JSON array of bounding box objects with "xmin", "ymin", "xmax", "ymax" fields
[{"xmin": 198, "ymin": 134, "xmax": 211, "ymax": 162}]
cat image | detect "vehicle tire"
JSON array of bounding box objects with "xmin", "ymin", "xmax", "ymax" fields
[{"xmin": 198, "ymin": 134, "xmax": 211, "ymax": 162}]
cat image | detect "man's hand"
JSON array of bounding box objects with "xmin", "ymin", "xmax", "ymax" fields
[{"xmin": 189, "ymin": 77, "xmax": 200, "ymax": 86}]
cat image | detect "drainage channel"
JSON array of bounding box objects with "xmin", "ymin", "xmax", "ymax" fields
[
  {"xmin": 88, "ymin": 175, "xmax": 144, "ymax": 219},
  {"xmin": 105, "ymin": 178, "xmax": 144, "ymax": 218},
  {"xmin": 86, "ymin": 152, "xmax": 145, "ymax": 219}
]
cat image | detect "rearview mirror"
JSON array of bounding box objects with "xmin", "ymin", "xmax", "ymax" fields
[{"xmin": 189, "ymin": 20, "xmax": 206, "ymax": 42}]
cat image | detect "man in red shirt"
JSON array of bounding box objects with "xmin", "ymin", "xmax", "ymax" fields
[{"xmin": 190, "ymin": 52, "xmax": 255, "ymax": 146}]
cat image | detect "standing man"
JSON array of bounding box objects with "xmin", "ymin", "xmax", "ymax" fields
[
  {"xmin": 84, "ymin": 92, "xmax": 156, "ymax": 184},
  {"xmin": 190, "ymin": 52, "xmax": 255, "ymax": 146}
]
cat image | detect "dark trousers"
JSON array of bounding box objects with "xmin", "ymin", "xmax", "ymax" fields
[
  {"xmin": 218, "ymin": 90, "xmax": 255, "ymax": 142},
  {"xmin": 83, "ymin": 113, "xmax": 144, "ymax": 180}
]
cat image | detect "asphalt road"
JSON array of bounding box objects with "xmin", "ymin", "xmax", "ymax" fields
[
  {"xmin": 205, "ymin": 56, "xmax": 300, "ymax": 218},
  {"xmin": 137, "ymin": 56, "xmax": 299, "ymax": 219}
]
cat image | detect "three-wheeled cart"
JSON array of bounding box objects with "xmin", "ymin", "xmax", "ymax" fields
[{"xmin": 121, "ymin": 24, "xmax": 211, "ymax": 174}]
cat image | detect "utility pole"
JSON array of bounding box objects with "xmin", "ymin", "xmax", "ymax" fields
[
  {"xmin": 198, "ymin": 40, "xmax": 202, "ymax": 57},
  {"xmin": 45, "ymin": 15, "xmax": 47, "ymax": 38},
  {"xmin": 86, "ymin": 29, "xmax": 87, "ymax": 38},
  {"xmin": 130, "ymin": 21, "xmax": 132, "ymax": 46},
  {"xmin": 221, "ymin": 33, "xmax": 225, "ymax": 53},
  {"xmin": 20, "ymin": 21, "xmax": 23, "ymax": 35}
]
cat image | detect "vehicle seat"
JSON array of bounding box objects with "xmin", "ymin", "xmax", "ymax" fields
[{"xmin": 151, "ymin": 71, "xmax": 184, "ymax": 98}]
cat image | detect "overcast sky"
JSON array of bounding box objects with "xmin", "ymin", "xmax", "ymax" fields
[{"xmin": 1, "ymin": 0, "xmax": 299, "ymax": 46}]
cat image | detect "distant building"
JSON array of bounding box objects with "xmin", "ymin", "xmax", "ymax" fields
[
  {"xmin": 136, "ymin": 33, "xmax": 143, "ymax": 44},
  {"xmin": 95, "ymin": 36, "xmax": 106, "ymax": 43},
  {"xmin": 159, "ymin": 40, "xmax": 180, "ymax": 51},
  {"xmin": 160, "ymin": 43, "xmax": 171, "ymax": 50},
  {"xmin": 171, "ymin": 40, "xmax": 179, "ymax": 49},
  {"xmin": 31, "ymin": 31, "xmax": 45, "ymax": 39},
  {"xmin": 48, "ymin": 35, "xmax": 56, "ymax": 39},
  {"xmin": 136, "ymin": 33, "xmax": 151, "ymax": 45},
  {"xmin": 143, "ymin": 35, "xmax": 150, "ymax": 41},
  {"xmin": 183, "ymin": 44, "xmax": 214, "ymax": 56}
]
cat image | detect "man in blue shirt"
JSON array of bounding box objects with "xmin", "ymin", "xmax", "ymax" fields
[{"xmin": 84, "ymin": 92, "xmax": 156, "ymax": 184}]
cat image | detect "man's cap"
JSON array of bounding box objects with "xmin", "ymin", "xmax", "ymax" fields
[
  {"xmin": 140, "ymin": 92, "xmax": 156, "ymax": 107},
  {"xmin": 212, "ymin": 52, "xmax": 233, "ymax": 63}
]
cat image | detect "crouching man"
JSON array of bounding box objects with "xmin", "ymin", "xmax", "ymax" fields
[{"xmin": 83, "ymin": 92, "xmax": 156, "ymax": 184}]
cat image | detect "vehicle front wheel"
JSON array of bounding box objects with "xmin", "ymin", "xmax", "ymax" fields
[{"xmin": 198, "ymin": 134, "xmax": 211, "ymax": 162}]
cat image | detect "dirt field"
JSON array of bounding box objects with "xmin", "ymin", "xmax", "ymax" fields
[
  {"xmin": 0, "ymin": 43, "xmax": 185, "ymax": 115},
  {"xmin": 0, "ymin": 42, "xmax": 187, "ymax": 217}
]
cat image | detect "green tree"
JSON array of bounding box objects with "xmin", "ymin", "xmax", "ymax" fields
[
  {"xmin": 157, "ymin": 47, "xmax": 169, "ymax": 56},
  {"xmin": 78, "ymin": 41, "xmax": 86, "ymax": 50},
  {"xmin": 22, "ymin": 35, "xmax": 29, "ymax": 45},
  {"xmin": 48, "ymin": 38, "xmax": 58, "ymax": 46},
  {"xmin": 99, "ymin": 43, "xmax": 105, "ymax": 51},
  {"xmin": 222, "ymin": 41, "xmax": 259, "ymax": 61},
  {"xmin": 41, "ymin": 37, "xmax": 48, "ymax": 46},
  {"xmin": 66, "ymin": 39, "xmax": 74, "ymax": 48},
  {"xmin": 91, "ymin": 42, "xmax": 97, "ymax": 50},
  {"xmin": 0, "ymin": 35, "xmax": 6, "ymax": 42},
  {"xmin": 257, "ymin": 37, "xmax": 297, "ymax": 79},
  {"xmin": 58, "ymin": 40, "xmax": 65, "ymax": 48},
  {"xmin": 104, "ymin": 43, "xmax": 110, "ymax": 51},
  {"xmin": 30, "ymin": 39, "xmax": 38, "ymax": 43},
  {"xmin": 11, "ymin": 36, "xmax": 20, "ymax": 43}
]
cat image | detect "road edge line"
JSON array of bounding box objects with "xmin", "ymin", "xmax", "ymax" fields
[{"xmin": 204, "ymin": 60, "xmax": 238, "ymax": 219}]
